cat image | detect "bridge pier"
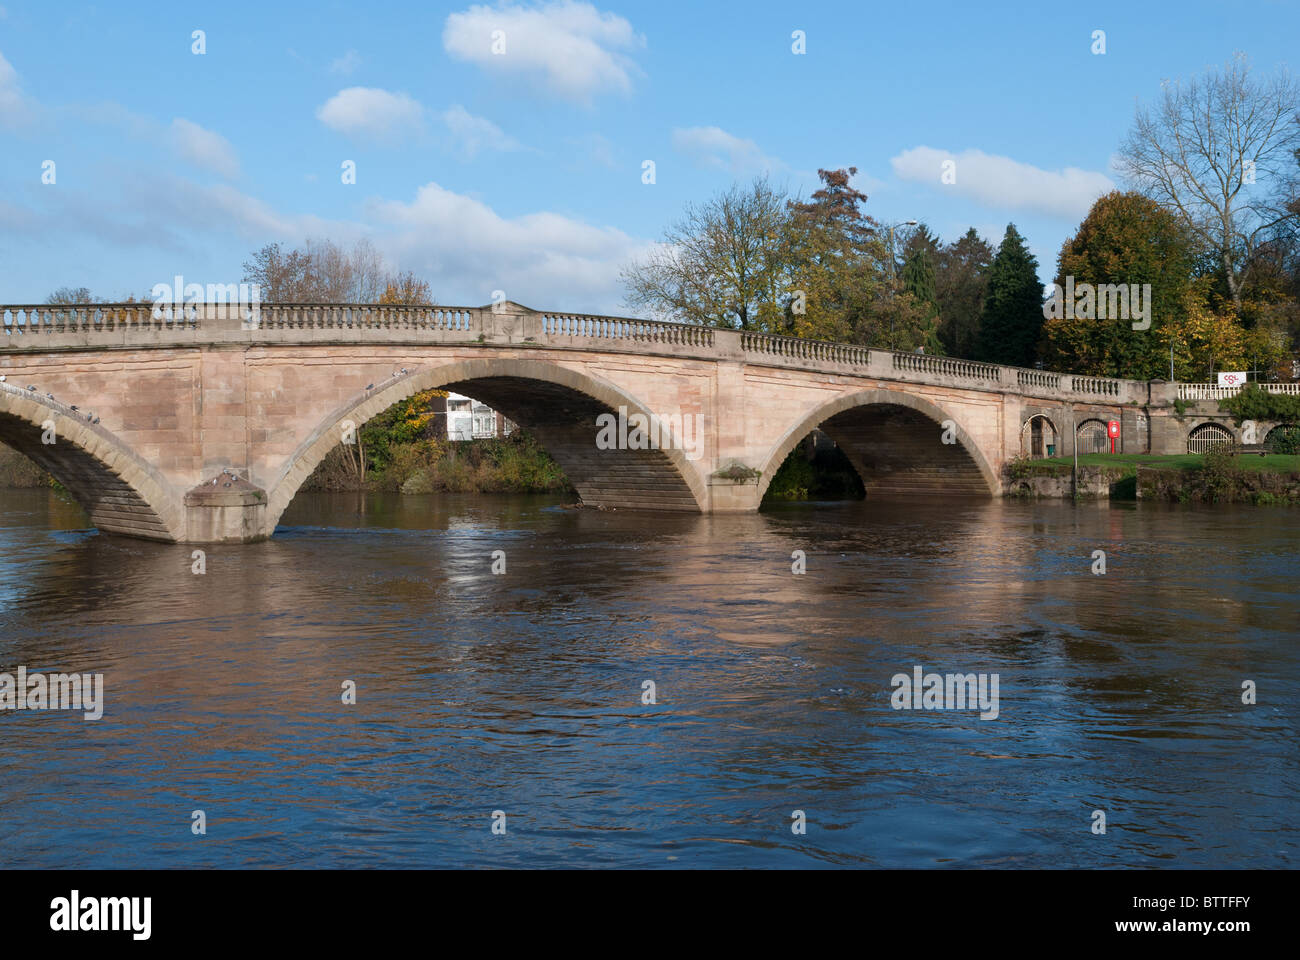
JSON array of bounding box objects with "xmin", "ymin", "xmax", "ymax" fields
[{"xmin": 183, "ymin": 476, "xmax": 269, "ymax": 543}]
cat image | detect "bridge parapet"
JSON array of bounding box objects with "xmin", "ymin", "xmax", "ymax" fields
[{"xmin": 2, "ymin": 300, "xmax": 1152, "ymax": 404}]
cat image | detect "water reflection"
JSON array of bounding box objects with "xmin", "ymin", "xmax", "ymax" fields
[{"xmin": 0, "ymin": 488, "xmax": 1295, "ymax": 867}]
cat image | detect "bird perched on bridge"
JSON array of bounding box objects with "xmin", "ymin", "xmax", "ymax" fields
[
  {"xmin": 0, "ymin": 375, "xmax": 6, "ymax": 382},
  {"xmin": 400, "ymin": 368, "xmax": 408, "ymax": 375},
  {"xmin": 92, "ymin": 416, "xmax": 99, "ymax": 424},
  {"xmin": 27, "ymin": 385, "xmax": 36, "ymax": 391},
  {"xmin": 70, "ymin": 405, "xmax": 78, "ymax": 411},
  {"xmin": 365, "ymin": 383, "xmax": 373, "ymax": 391},
  {"xmin": 45, "ymin": 393, "xmax": 53, "ymax": 399}
]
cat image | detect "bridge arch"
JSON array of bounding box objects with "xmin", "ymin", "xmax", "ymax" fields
[
  {"xmin": 756, "ymin": 388, "xmax": 999, "ymax": 501},
  {"xmin": 263, "ymin": 357, "xmax": 708, "ymax": 535},
  {"xmin": 0, "ymin": 388, "xmax": 185, "ymax": 541}
]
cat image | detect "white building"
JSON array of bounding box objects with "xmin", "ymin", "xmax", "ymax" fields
[{"xmin": 445, "ymin": 393, "xmax": 515, "ymax": 441}]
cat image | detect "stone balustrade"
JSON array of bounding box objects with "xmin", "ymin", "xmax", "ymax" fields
[{"xmin": 0, "ymin": 300, "xmax": 1182, "ymax": 404}]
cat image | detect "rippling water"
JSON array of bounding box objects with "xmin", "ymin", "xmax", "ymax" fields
[{"xmin": 0, "ymin": 488, "xmax": 1295, "ymax": 868}]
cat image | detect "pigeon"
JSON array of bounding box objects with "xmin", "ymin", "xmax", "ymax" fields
[
  {"xmin": 45, "ymin": 393, "xmax": 53, "ymax": 399},
  {"xmin": 401, "ymin": 368, "xmax": 408, "ymax": 375},
  {"xmin": 92, "ymin": 417, "xmax": 99, "ymax": 424},
  {"xmin": 365, "ymin": 383, "xmax": 374, "ymax": 391},
  {"xmin": 212, "ymin": 478, "xmax": 218, "ymax": 486},
  {"xmin": 27, "ymin": 385, "xmax": 35, "ymax": 391},
  {"xmin": 70, "ymin": 405, "xmax": 78, "ymax": 411},
  {"xmin": 0, "ymin": 375, "xmax": 6, "ymax": 382}
]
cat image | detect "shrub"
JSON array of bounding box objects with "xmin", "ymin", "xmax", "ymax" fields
[
  {"xmin": 1198, "ymin": 444, "xmax": 1241, "ymax": 502},
  {"xmin": 1220, "ymin": 383, "xmax": 1300, "ymax": 423},
  {"xmin": 1268, "ymin": 426, "xmax": 1300, "ymax": 455},
  {"xmin": 765, "ymin": 450, "xmax": 814, "ymax": 500}
]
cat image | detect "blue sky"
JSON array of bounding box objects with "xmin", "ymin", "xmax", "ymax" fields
[{"xmin": 1, "ymin": 0, "xmax": 1297, "ymax": 311}]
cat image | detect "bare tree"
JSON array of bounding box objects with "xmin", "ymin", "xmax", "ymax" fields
[
  {"xmin": 44, "ymin": 287, "xmax": 95, "ymax": 304},
  {"xmin": 349, "ymin": 238, "xmax": 388, "ymax": 302},
  {"xmin": 621, "ymin": 176, "xmax": 789, "ymax": 330},
  {"xmin": 1117, "ymin": 54, "xmax": 1300, "ymax": 309},
  {"xmin": 242, "ymin": 239, "xmax": 432, "ymax": 304}
]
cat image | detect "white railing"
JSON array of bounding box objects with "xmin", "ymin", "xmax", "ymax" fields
[{"xmin": 1177, "ymin": 382, "xmax": 1300, "ymax": 401}]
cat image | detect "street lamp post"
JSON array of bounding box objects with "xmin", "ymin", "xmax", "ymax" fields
[
  {"xmin": 887, "ymin": 220, "xmax": 919, "ymax": 286},
  {"xmin": 886, "ymin": 219, "xmax": 918, "ymax": 349}
]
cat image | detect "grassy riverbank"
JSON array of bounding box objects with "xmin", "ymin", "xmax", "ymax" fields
[{"xmin": 1008, "ymin": 451, "xmax": 1300, "ymax": 503}]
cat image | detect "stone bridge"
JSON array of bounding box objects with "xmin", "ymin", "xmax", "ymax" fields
[{"xmin": 0, "ymin": 300, "xmax": 1247, "ymax": 542}]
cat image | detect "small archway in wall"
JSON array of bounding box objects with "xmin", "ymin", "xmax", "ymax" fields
[
  {"xmin": 1188, "ymin": 422, "xmax": 1234, "ymax": 454},
  {"xmin": 1264, "ymin": 424, "xmax": 1297, "ymax": 451},
  {"xmin": 0, "ymin": 391, "xmax": 185, "ymax": 541},
  {"xmin": 756, "ymin": 388, "xmax": 998, "ymax": 503},
  {"xmin": 264, "ymin": 358, "xmax": 708, "ymax": 536},
  {"xmin": 1076, "ymin": 419, "xmax": 1110, "ymax": 455},
  {"xmin": 1020, "ymin": 415, "xmax": 1060, "ymax": 458}
]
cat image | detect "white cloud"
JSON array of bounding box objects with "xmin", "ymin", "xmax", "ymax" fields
[
  {"xmin": 890, "ymin": 146, "xmax": 1114, "ymax": 220},
  {"xmin": 0, "ymin": 50, "xmax": 30, "ymax": 125},
  {"xmin": 169, "ymin": 118, "xmax": 240, "ymax": 179},
  {"xmin": 329, "ymin": 50, "xmax": 362, "ymax": 75},
  {"xmin": 369, "ymin": 181, "xmax": 651, "ymax": 309},
  {"xmin": 441, "ymin": 105, "xmax": 521, "ymax": 159},
  {"xmin": 316, "ymin": 87, "xmax": 424, "ymax": 141},
  {"xmin": 671, "ymin": 126, "xmax": 782, "ymax": 176},
  {"xmin": 443, "ymin": 1, "xmax": 644, "ymax": 103}
]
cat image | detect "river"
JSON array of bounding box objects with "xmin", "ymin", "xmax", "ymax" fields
[{"xmin": 0, "ymin": 489, "xmax": 1295, "ymax": 867}]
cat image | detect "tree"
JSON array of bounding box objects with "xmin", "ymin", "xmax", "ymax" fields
[
  {"xmin": 1041, "ymin": 191, "xmax": 1197, "ymax": 378},
  {"xmin": 379, "ymin": 271, "xmax": 434, "ymax": 305},
  {"xmin": 1161, "ymin": 277, "xmax": 1254, "ymax": 380},
  {"xmin": 900, "ymin": 228, "xmax": 943, "ymax": 353},
  {"xmin": 44, "ymin": 287, "xmax": 94, "ymax": 304},
  {"xmin": 620, "ymin": 167, "xmax": 935, "ymax": 350},
  {"xmin": 1116, "ymin": 54, "xmax": 1300, "ymax": 310},
  {"xmin": 975, "ymin": 224, "xmax": 1042, "ymax": 367},
  {"xmin": 242, "ymin": 239, "xmax": 431, "ymax": 304},
  {"xmin": 622, "ymin": 176, "xmax": 790, "ymax": 330},
  {"xmin": 934, "ymin": 228, "xmax": 994, "ymax": 359},
  {"xmin": 782, "ymin": 168, "xmax": 891, "ymax": 342}
]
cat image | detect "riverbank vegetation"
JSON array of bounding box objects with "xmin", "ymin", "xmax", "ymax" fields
[
  {"xmin": 763, "ymin": 441, "xmax": 865, "ymax": 502},
  {"xmin": 304, "ymin": 430, "xmax": 571, "ymax": 495}
]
